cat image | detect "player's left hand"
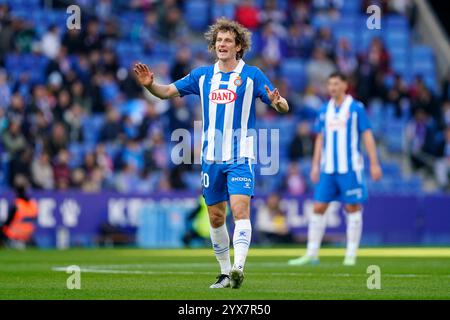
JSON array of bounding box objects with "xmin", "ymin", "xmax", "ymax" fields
[
  {"xmin": 370, "ymin": 163, "xmax": 382, "ymax": 181},
  {"xmin": 265, "ymin": 85, "xmax": 280, "ymax": 105}
]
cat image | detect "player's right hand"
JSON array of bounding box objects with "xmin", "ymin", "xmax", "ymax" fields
[
  {"xmin": 133, "ymin": 62, "xmax": 154, "ymax": 87},
  {"xmin": 310, "ymin": 164, "xmax": 320, "ymax": 184}
]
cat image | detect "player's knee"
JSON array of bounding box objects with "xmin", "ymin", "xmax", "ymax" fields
[
  {"xmin": 313, "ymin": 203, "xmax": 328, "ymax": 214},
  {"xmin": 208, "ymin": 210, "xmax": 226, "ymax": 228},
  {"xmin": 231, "ymin": 202, "xmax": 249, "ymax": 220},
  {"xmin": 344, "ymin": 204, "xmax": 361, "ymax": 213}
]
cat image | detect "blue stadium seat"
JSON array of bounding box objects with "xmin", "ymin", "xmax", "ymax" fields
[
  {"xmin": 357, "ymin": 28, "xmax": 383, "ymax": 52},
  {"xmin": 384, "ymin": 30, "xmax": 410, "ymax": 50},
  {"xmin": 341, "ymin": 0, "xmax": 360, "ymax": 14},
  {"xmin": 184, "ymin": 0, "xmax": 210, "ymax": 32},
  {"xmin": 334, "ymin": 28, "xmax": 357, "ymax": 48},
  {"xmin": 411, "ymin": 45, "xmax": 434, "ymax": 61},
  {"xmin": 386, "ymin": 15, "xmax": 408, "ymax": 31},
  {"xmin": 280, "ymin": 59, "xmax": 307, "ymax": 91}
]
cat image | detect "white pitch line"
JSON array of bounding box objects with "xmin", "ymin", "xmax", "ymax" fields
[{"xmin": 51, "ymin": 266, "xmax": 444, "ymax": 278}]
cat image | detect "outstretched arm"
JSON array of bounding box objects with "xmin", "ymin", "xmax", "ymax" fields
[
  {"xmin": 362, "ymin": 130, "xmax": 382, "ymax": 181},
  {"xmin": 265, "ymin": 85, "xmax": 289, "ymax": 113},
  {"xmin": 133, "ymin": 62, "xmax": 179, "ymax": 100},
  {"xmin": 310, "ymin": 133, "xmax": 323, "ymax": 183}
]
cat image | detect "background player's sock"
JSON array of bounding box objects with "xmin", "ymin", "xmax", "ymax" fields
[
  {"xmin": 210, "ymin": 224, "xmax": 231, "ymax": 275},
  {"xmin": 306, "ymin": 212, "xmax": 327, "ymax": 258},
  {"xmin": 233, "ymin": 219, "xmax": 252, "ymax": 271},
  {"xmin": 345, "ymin": 210, "xmax": 363, "ymax": 258}
]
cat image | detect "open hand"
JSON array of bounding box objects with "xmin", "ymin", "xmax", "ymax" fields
[
  {"xmin": 370, "ymin": 163, "xmax": 383, "ymax": 181},
  {"xmin": 133, "ymin": 62, "xmax": 154, "ymax": 87},
  {"xmin": 265, "ymin": 85, "xmax": 281, "ymax": 105}
]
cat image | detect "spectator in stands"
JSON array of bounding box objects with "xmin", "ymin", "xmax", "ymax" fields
[
  {"xmin": 138, "ymin": 101, "xmax": 164, "ymax": 140},
  {"xmin": 441, "ymin": 69, "xmax": 450, "ymax": 102},
  {"xmin": 122, "ymin": 139, "xmax": 144, "ymax": 172},
  {"xmin": 288, "ymin": 121, "xmax": 314, "ymax": 162},
  {"xmin": 114, "ymin": 163, "xmax": 140, "ymax": 193},
  {"xmin": 30, "ymin": 110, "xmax": 51, "ymax": 144},
  {"xmin": 30, "ymin": 84, "xmax": 54, "ymax": 123},
  {"xmin": 286, "ymin": 22, "xmax": 315, "ymax": 58},
  {"xmin": 260, "ymin": 22, "xmax": 287, "ymax": 72},
  {"xmin": 406, "ymin": 108, "xmax": 440, "ymax": 173},
  {"xmin": 71, "ymin": 168, "xmax": 85, "ymax": 189},
  {"xmin": 96, "ymin": 0, "xmax": 113, "ymax": 22},
  {"xmin": 336, "ymin": 37, "xmax": 357, "ymax": 76},
  {"xmin": 82, "ymin": 167, "xmax": 104, "ymax": 192},
  {"xmin": 314, "ymin": 27, "xmax": 335, "ymax": 61},
  {"xmin": 7, "ymin": 93, "xmax": 26, "ymax": 124},
  {"xmin": 70, "ymin": 81, "xmax": 92, "ymax": 113},
  {"xmin": 53, "ymin": 149, "xmax": 71, "ymax": 190},
  {"xmin": 150, "ymin": 129, "xmax": 169, "ymax": 170},
  {"xmin": 2, "ymin": 120, "xmax": 26, "ymax": 158},
  {"xmin": 166, "ymin": 97, "xmax": 192, "ymax": 133},
  {"xmin": 156, "ymin": 0, "xmax": 184, "ymax": 40},
  {"xmin": 434, "ymin": 127, "xmax": 450, "ymax": 191},
  {"xmin": 99, "ymin": 108, "xmax": 124, "ymax": 143},
  {"xmin": 61, "ymin": 28, "xmax": 84, "ymax": 55},
  {"xmin": 0, "ymin": 68, "xmax": 11, "ymax": 108},
  {"xmin": 256, "ymin": 193, "xmax": 292, "ymax": 244},
  {"xmin": 289, "ymin": 0, "xmax": 311, "ymax": 25},
  {"xmin": 40, "ymin": 25, "xmax": 61, "ymax": 60},
  {"xmin": 306, "ymin": 47, "xmax": 336, "ymax": 92},
  {"xmin": 212, "ymin": 0, "xmax": 236, "ymax": 21},
  {"xmin": 170, "ymin": 47, "xmax": 192, "ymax": 82},
  {"xmin": 0, "ymin": 5, "xmax": 13, "ymax": 65},
  {"xmin": 440, "ymin": 100, "xmax": 450, "ymax": 129},
  {"xmin": 9, "ymin": 148, "xmax": 32, "ymax": 187},
  {"xmin": 411, "ymin": 81, "xmax": 440, "ymax": 122},
  {"xmin": 53, "ymin": 89, "xmax": 71, "ymax": 122},
  {"xmin": 82, "ymin": 19, "xmax": 104, "ymax": 53},
  {"xmin": 259, "ymin": 0, "xmax": 286, "ymax": 32},
  {"xmin": 356, "ymin": 38, "xmax": 390, "ymax": 104},
  {"xmin": 235, "ymin": 0, "xmax": 260, "ymax": 30},
  {"xmin": 140, "ymin": 11, "xmax": 158, "ymax": 53},
  {"xmin": 283, "ymin": 162, "xmax": 306, "ymax": 196},
  {"xmin": 45, "ymin": 122, "xmax": 69, "ymax": 159},
  {"xmin": 31, "ymin": 152, "xmax": 54, "ymax": 190},
  {"xmin": 94, "ymin": 143, "xmax": 113, "ymax": 177},
  {"xmin": 386, "ymin": 73, "xmax": 410, "ymax": 118}
]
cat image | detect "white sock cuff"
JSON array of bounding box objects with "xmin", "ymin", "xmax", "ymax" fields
[
  {"xmin": 311, "ymin": 212, "xmax": 326, "ymax": 223},
  {"xmin": 211, "ymin": 223, "xmax": 227, "ymax": 234},
  {"xmin": 346, "ymin": 211, "xmax": 362, "ymax": 223},
  {"xmin": 235, "ymin": 219, "xmax": 251, "ymax": 230}
]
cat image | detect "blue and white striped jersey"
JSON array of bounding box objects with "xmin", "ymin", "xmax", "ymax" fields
[
  {"xmin": 314, "ymin": 95, "xmax": 371, "ymax": 174},
  {"xmin": 174, "ymin": 59, "xmax": 274, "ymax": 162}
]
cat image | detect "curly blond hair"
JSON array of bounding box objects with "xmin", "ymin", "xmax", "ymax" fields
[{"xmin": 204, "ymin": 18, "xmax": 252, "ymax": 60}]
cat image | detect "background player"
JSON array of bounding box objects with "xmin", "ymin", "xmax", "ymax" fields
[
  {"xmin": 134, "ymin": 18, "xmax": 289, "ymax": 288},
  {"xmin": 288, "ymin": 72, "xmax": 382, "ymax": 267}
]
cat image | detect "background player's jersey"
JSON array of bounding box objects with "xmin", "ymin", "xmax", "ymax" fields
[
  {"xmin": 174, "ymin": 59, "xmax": 274, "ymax": 163},
  {"xmin": 314, "ymin": 95, "xmax": 371, "ymax": 174}
]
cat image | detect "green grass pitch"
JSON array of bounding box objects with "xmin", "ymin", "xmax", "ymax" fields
[{"xmin": 0, "ymin": 247, "xmax": 449, "ymax": 299}]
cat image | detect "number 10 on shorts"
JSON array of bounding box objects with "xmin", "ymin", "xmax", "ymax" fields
[{"xmin": 201, "ymin": 172, "xmax": 209, "ymax": 188}]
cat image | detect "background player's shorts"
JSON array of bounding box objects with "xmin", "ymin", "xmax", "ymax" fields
[
  {"xmin": 314, "ymin": 171, "xmax": 368, "ymax": 204},
  {"xmin": 201, "ymin": 158, "xmax": 255, "ymax": 206}
]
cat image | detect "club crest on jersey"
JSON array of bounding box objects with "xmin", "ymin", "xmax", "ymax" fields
[
  {"xmin": 234, "ymin": 76, "xmax": 242, "ymax": 86},
  {"xmin": 209, "ymin": 89, "xmax": 237, "ymax": 104}
]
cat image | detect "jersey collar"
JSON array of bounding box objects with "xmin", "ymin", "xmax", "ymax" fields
[{"xmin": 213, "ymin": 59, "xmax": 245, "ymax": 75}]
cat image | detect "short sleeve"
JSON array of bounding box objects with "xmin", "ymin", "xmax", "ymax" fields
[
  {"xmin": 173, "ymin": 67, "xmax": 203, "ymax": 97},
  {"xmin": 254, "ymin": 68, "xmax": 274, "ymax": 105},
  {"xmin": 356, "ymin": 103, "xmax": 372, "ymax": 133},
  {"xmin": 313, "ymin": 105, "xmax": 327, "ymax": 134}
]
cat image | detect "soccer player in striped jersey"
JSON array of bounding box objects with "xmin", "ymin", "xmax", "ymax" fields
[
  {"xmin": 288, "ymin": 72, "xmax": 382, "ymax": 267},
  {"xmin": 134, "ymin": 18, "xmax": 289, "ymax": 289}
]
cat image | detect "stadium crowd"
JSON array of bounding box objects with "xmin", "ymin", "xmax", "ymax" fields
[{"xmin": 0, "ymin": 0, "xmax": 449, "ymax": 194}]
